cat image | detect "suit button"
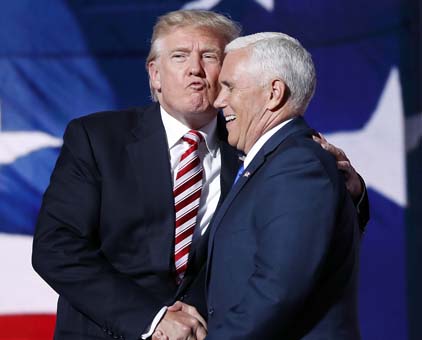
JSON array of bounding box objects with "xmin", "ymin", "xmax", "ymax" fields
[{"xmin": 208, "ymin": 307, "xmax": 214, "ymax": 317}]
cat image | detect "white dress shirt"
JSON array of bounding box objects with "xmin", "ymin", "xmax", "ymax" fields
[
  {"xmin": 161, "ymin": 106, "xmax": 222, "ymax": 237},
  {"xmin": 243, "ymin": 118, "xmax": 293, "ymax": 169},
  {"xmin": 141, "ymin": 106, "xmax": 222, "ymax": 339}
]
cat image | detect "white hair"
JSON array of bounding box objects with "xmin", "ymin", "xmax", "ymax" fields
[{"xmin": 225, "ymin": 32, "xmax": 316, "ymax": 115}]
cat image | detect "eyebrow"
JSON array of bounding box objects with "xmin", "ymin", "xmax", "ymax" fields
[
  {"xmin": 169, "ymin": 47, "xmax": 222, "ymax": 54},
  {"xmin": 220, "ymin": 80, "xmax": 232, "ymax": 88},
  {"xmin": 169, "ymin": 47, "xmax": 190, "ymax": 54},
  {"xmin": 202, "ymin": 47, "xmax": 222, "ymax": 54}
]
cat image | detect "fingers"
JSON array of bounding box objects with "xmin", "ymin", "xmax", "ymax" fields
[
  {"xmin": 337, "ymin": 161, "xmax": 363, "ymax": 200},
  {"xmin": 312, "ymin": 134, "xmax": 322, "ymax": 144},
  {"xmin": 313, "ymin": 133, "xmax": 348, "ymax": 162},
  {"xmin": 152, "ymin": 330, "xmax": 168, "ymax": 340},
  {"xmin": 312, "ymin": 134, "xmax": 329, "ymax": 151},
  {"xmin": 312, "ymin": 132, "xmax": 327, "ymax": 143},
  {"xmin": 317, "ymin": 132, "xmax": 327, "ymax": 142},
  {"xmin": 327, "ymin": 144, "xmax": 347, "ymax": 161},
  {"xmin": 156, "ymin": 306, "xmax": 206, "ymax": 340},
  {"xmin": 182, "ymin": 307, "xmax": 207, "ymax": 339},
  {"xmin": 195, "ymin": 324, "xmax": 207, "ymax": 340},
  {"xmin": 181, "ymin": 303, "xmax": 207, "ymax": 331},
  {"xmin": 167, "ymin": 301, "xmax": 184, "ymax": 312},
  {"xmin": 337, "ymin": 160, "xmax": 352, "ymax": 178},
  {"xmin": 168, "ymin": 302, "xmax": 207, "ymax": 331},
  {"xmin": 313, "ymin": 133, "xmax": 363, "ymax": 200}
]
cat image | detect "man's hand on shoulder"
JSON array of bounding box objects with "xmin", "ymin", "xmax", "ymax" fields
[
  {"xmin": 153, "ymin": 301, "xmax": 207, "ymax": 340},
  {"xmin": 313, "ymin": 133, "xmax": 363, "ymax": 201}
]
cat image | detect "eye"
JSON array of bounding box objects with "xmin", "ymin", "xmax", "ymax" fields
[
  {"xmin": 171, "ymin": 53, "xmax": 187, "ymax": 62},
  {"xmin": 203, "ymin": 53, "xmax": 219, "ymax": 62},
  {"xmin": 221, "ymin": 83, "xmax": 234, "ymax": 93}
]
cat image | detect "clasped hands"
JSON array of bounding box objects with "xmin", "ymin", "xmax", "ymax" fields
[
  {"xmin": 152, "ymin": 301, "xmax": 207, "ymax": 340},
  {"xmin": 152, "ymin": 134, "xmax": 362, "ymax": 340}
]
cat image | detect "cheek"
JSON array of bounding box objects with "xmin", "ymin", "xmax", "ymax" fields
[
  {"xmin": 232, "ymin": 97, "xmax": 247, "ymax": 118},
  {"xmin": 207, "ymin": 67, "xmax": 221, "ymax": 88},
  {"xmin": 160, "ymin": 65, "xmax": 183, "ymax": 88}
]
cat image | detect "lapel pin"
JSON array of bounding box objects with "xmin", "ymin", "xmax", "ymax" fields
[{"xmin": 243, "ymin": 171, "xmax": 250, "ymax": 178}]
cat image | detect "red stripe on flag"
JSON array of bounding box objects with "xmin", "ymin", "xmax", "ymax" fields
[{"xmin": 0, "ymin": 314, "xmax": 56, "ymax": 340}]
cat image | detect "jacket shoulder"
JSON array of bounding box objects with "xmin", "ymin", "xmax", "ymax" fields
[
  {"xmin": 77, "ymin": 105, "xmax": 155, "ymax": 128},
  {"xmin": 64, "ymin": 104, "xmax": 158, "ymax": 137}
]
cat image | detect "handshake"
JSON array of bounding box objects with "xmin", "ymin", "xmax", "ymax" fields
[{"xmin": 153, "ymin": 301, "xmax": 207, "ymax": 340}]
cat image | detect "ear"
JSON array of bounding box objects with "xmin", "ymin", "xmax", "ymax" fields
[
  {"xmin": 148, "ymin": 61, "xmax": 161, "ymax": 91},
  {"xmin": 267, "ymin": 79, "xmax": 287, "ymax": 111}
]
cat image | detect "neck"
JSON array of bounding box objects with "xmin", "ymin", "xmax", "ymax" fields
[{"xmin": 244, "ymin": 109, "xmax": 296, "ymax": 154}]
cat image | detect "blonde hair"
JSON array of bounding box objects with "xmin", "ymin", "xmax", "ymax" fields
[{"xmin": 146, "ymin": 10, "xmax": 241, "ymax": 101}]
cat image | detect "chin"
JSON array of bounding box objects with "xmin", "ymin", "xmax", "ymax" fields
[
  {"xmin": 227, "ymin": 136, "xmax": 237, "ymax": 148},
  {"xmin": 192, "ymin": 104, "xmax": 214, "ymax": 115}
]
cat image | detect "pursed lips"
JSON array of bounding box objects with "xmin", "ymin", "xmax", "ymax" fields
[{"xmin": 187, "ymin": 81, "xmax": 206, "ymax": 91}]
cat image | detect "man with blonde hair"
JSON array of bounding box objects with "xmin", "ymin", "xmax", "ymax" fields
[{"xmin": 33, "ymin": 10, "xmax": 367, "ymax": 340}]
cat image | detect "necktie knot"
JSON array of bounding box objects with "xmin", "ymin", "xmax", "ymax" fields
[{"xmin": 182, "ymin": 130, "xmax": 203, "ymax": 146}]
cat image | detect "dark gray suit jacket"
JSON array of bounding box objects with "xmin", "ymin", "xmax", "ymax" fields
[{"xmin": 32, "ymin": 103, "xmax": 239, "ymax": 340}]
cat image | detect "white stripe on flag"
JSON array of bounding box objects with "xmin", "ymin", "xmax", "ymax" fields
[{"xmin": 0, "ymin": 233, "xmax": 58, "ymax": 314}]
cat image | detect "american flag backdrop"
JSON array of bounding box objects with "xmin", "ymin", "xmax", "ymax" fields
[{"xmin": 0, "ymin": 1, "xmax": 420, "ymax": 339}]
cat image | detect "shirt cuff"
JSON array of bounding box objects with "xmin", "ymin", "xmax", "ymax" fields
[{"xmin": 141, "ymin": 306, "xmax": 168, "ymax": 339}]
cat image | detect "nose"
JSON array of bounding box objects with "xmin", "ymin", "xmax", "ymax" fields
[
  {"xmin": 213, "ymin": 89, "xmax": 226, "ymax": 109},
  {"xmin": 189, "ymin": 54, "xmax": 205, "ymax": 77}
]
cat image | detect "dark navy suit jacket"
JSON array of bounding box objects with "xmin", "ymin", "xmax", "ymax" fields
[
  {"xmin": 206, "ymin": 117, "xmax": 361, "ymax": 340},
  {"xmin": 32, "ymin": 103, "xmax": 239, "ymax": 340}
]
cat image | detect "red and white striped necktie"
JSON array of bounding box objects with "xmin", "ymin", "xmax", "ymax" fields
[{"xmin": 173, "ymin": 130, "xmax": 204, "ymax": 282}]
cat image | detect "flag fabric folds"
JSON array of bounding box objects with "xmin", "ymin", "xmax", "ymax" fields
[{"xmin": 0, "ymin": 1, "xmax": 419, "ymax": 339}]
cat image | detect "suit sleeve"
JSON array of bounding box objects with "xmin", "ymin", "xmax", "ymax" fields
[
  {"xmin": 206, "ymin": 148, "xmax": 354, "ymax": 340},
  {"xmin": 355, "ymin": 175, "xmax": 370, "ymax": 233},
  {"xmin": 32, "ymin": 119, "xmax": 168, "ymax": 340}
]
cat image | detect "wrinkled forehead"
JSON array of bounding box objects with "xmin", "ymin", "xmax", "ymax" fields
[
  {"xmin": 156, "ymin": 25, "xmax": 227, "ymax": 53},
  {"xmin": 219, "ymin": 48, "xmax": 256, "ymax": 82},
  {"xmin": 221, "ymin": 48, "xmax": 252, "ymax": 72}
]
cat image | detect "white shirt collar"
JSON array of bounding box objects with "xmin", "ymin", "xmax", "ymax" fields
[
  {"xmin": 243, "ymin": 118, "xmax": 294, "ymax": 169},
  {"xmin": 160, "ymin": 106, "xmax": 218, "ymax": 157}
]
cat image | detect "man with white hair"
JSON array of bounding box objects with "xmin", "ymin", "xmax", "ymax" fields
[{"xmin": 205, "ymin": 32, "xmax": 361, "ymax": 339}]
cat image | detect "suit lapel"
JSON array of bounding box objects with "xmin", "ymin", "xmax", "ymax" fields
[
  {"xmin": 216, "ymin": 113, "xmax": 242, "ymax": 204},
  {"xmin": 126, "ymin": 104, "xmax": 176, "ymax": 271},
  {"xmin": 206, "ymin": 117, "xmax": 314, "ymax": 284}
]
